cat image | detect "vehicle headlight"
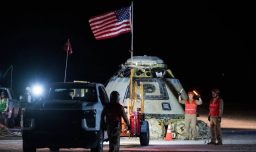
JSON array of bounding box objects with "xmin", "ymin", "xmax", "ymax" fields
[{"xmin": 31, "ymin": 84, "xmax": 44, "ymax": 97}]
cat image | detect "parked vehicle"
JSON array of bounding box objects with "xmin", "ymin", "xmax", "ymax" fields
[{"xmin": 22, "ymin": 81, "xmax": 109, "ymax": 152}]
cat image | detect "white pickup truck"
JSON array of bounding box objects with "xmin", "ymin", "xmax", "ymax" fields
[{"xmin": 22, "ymin": 82, "xmax": 109, "ymax": 152}]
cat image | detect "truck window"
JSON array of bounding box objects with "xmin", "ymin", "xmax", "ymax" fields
[{"xmin": 49, "ymin": 86, "xmax": 97, "ymax": 102}]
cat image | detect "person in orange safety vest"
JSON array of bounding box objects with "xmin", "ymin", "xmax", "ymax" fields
[
  {"xmin": 207, "ymin": 88, "xmax": 224, "ymax": 145},
  {"xmin": 179, "ymin": 91, "xmax": 202, "ymax": 140}
]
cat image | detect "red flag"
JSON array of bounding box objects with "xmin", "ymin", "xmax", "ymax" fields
[
  {"xmin": 64, "ymin": 38, "xmax": 73, "ymax": 55},
  {"xmin": 89, "ymin": 6, "xmax": 131, "ymax": 40}
]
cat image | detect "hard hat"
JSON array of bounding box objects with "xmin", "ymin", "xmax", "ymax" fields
[
  {"xmin": 110, "ymin": 91, "xmax": 120, "ymax": 103},
  {"xmin": 187, "ymin": 91, "xmax": 194, "ymax": 95},
  {"xmin": 212, "ymin": 89, "xmax": 220, "ymax": 95},
  {"xmin": 1, "ymin": 91, "xmax": 5, "ymax": 96}
]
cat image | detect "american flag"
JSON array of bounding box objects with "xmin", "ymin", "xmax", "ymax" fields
[
  {"xmin": 89, "ymin": 6, "xmax": 131, "ymax": 40},
  {"xmin": 64, "ymin": 38, "xmax": 73, "ymax": 55}
]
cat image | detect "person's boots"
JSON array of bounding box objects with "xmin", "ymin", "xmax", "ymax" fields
[
  {"xmin": 207, "ymin": 140, "xmax": 216, "ymax": 145},
  {"xmin": 215, "ymin": 140, "xmax": 223, "ymax": 145}
]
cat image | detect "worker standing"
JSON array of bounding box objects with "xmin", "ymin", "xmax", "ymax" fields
[
  {"xmin": 179, "ymin": 91, "xmax": 202, "ymax": 140},
  {"xmin": 102, "ymin": 91, "xmax": 131, "ymax": 152},
  {"xmin": 207, "ymin": 89, "xmax": 224, "ymax": 145},
  {"xmin": 0, "ymin": 92, "xmax": 8, "ymax": 113},
  {"xmin": 0, "ymin": 92, "xmax": 8, "ymax": 124}
]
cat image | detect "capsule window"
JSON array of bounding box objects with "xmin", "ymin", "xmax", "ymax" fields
[{"xmin": 162, "ymin": 102, "xmax": 171, "ymax": 110}]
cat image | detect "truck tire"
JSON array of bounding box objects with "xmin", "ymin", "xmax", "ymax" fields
[
  {"xmin": 140, "ymin": 121, "xmax": 150, "ymax": 146},
  {"xmin": 14, "ymin": 107, "xmax": 21, "ymax": 127},
  {"xmin": 7, "ymin": 117, "xmax": 15, "ymax": 128},
  {"xmin": 91, "ymin": 130, "xmax": 103, "ymax": 152},
  {"xmin": 23, "ymin": 140, "xmax": 36, "ymax": 152}
]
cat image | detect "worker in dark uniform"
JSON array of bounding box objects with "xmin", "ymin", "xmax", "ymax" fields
[{"xmin": 102, "ymin": 91, "xmax": 131, "ymax": 152}]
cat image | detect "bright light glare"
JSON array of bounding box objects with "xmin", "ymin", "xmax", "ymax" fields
[{"xmin": 32, "ymin": 84, "xmax": 44, "ymax": 96}]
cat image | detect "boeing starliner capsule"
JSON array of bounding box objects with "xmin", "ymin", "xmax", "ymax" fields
[{"xmin": 105, "ymin": 55, "xmax": 208, "ymax": 139}]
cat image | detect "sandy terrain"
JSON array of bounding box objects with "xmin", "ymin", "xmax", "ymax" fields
[{"xmin": 197, "ymin": 103, "xmax": 256, "ymax": 130}]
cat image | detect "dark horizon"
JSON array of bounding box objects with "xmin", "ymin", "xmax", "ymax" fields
[{"xmin": 0, "ymin": 1, "xmax": 254, "ymax": 103}]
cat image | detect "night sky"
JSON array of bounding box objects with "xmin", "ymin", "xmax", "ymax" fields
[{"xmin": 0, "ymin": 1, "xmax": 254, "ymax": 103}]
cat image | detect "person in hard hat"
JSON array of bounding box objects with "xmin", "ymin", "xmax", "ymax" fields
[
  {"xmin": 179, "ymin": 91, "xmax": 202, "ymax": 140},
  {"xmin": 207, "ymin": 89, "xmax": 224, "ymax": 145},
  {"xmin": 102, "ymin": 91, "xmax": 131, "ymax": 152}
]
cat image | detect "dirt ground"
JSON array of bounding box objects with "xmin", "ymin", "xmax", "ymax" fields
[{"xmin": 197, "ymin": 103, "xmax": 256, "ymax": 130}]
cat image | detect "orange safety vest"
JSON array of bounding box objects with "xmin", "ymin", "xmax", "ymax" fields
[
  {"xmin": 209, "ymin": 98, "xmax": 220, "ymax": 116},
  {"xmin": 185, "ymin": 100, "xmax": 197, "ymax": 114}
]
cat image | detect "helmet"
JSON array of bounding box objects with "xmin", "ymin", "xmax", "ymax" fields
[
  {"xmin": 110, "ymin": 91, "xmax": 120, "ymax": 103},
  {"xmin": 187, "ymin": 91, "xmax": 194, "ymax": 95},
  {"xmin": 1, "ymin": 91, "xmax": 5, "ymax": 96},
  {"xmin": 212, "ymin": 89, "xmax": 220, "ymax": 95}
]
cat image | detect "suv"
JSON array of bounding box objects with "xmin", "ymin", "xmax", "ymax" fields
[{"xmin": 22, "ymin": 82, "xmax": 109, "ymax": 152}]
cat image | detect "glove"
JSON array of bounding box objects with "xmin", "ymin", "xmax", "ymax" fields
[
  {"xmin": 208, "ymin": 116, "xmax": 211, "ymax": 121},
  {"xmin": 103, "ymin": 124, "xmax": 107, "ymax": 130},
  {"xmin": 101, "ymin": 122, "xmax": 107, "ymax": 130},
  {"xmin": 194, "ymin": 95, "xmax": 200, "ymax": 100},
  {"xmin": 218, "ymin": 117, "xmax": 221, "ymax": 123}
]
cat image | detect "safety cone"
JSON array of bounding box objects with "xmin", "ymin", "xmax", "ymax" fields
[{"xmin": 165, "ymin": 124, "xmax": 173, "ymax": 141}]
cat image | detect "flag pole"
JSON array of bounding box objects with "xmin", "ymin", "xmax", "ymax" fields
[
  {"xmin": 131, "ymin": 1, "xmax": 134, "ymax": 57},
  {"xmin": 64, "ymin": 51, "xmax": 69, "ymax": 82},
  {"xmin": 64, "ymin": 38, "xmax": 72, "ymax": 82},
  {"xmin": 129, "ymin": 1, "xmax": 134, "ymax": 115}
]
